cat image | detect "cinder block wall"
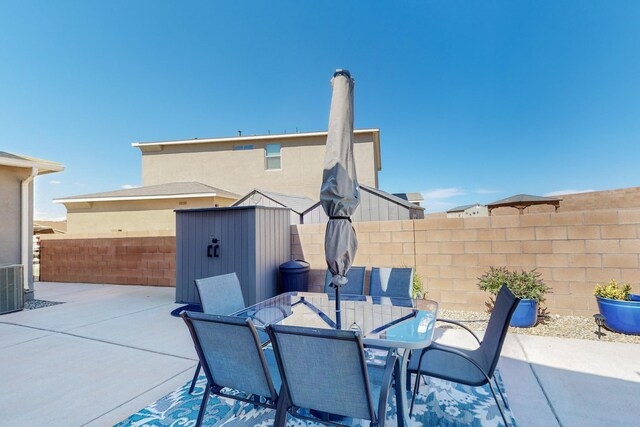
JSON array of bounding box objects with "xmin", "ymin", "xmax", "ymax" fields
[
  {"xmin": 40, "ymin": 236, "xmax": 176, "ymax": 286},
  {"xmin": 292, "ymin": 209, "xmax": 640, "ymax": 316}
]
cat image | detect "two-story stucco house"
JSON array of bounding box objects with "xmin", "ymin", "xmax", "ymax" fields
[
  {"xmin": 57, "ymin": 129, "xmax": 381, "ymax": 234},
  {"xmin": 134, "ymin": 128, "xmax": 381, "ymax": 200}
]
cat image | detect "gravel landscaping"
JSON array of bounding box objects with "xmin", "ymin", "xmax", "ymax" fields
[
  {"xmin": 24, "ymin": 299, "xmax": 64, "ymax": 310},
  {"xmin": 439, "ymin": 309, "xmax": 640, "ymax": 344}
]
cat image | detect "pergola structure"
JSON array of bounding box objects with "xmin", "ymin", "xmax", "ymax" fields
[{"xmin": 487, "ymin": 194, "xmax": 562, "ymax": 215}]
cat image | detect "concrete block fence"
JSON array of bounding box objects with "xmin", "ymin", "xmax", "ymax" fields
[
  {"xmin": 40, "ymin": 236, "xmax": 176, "ymax": 286},
  {"xmin": 292, "ymin": 208, "xmax": 640, "ymax": 316},
  {"xmin": 39, "ymin": 208, "xmax": 640, "ymax": 315}
]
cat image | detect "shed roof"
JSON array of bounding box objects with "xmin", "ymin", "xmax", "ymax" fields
[
  {"xmin": 0, "ymin": 151, "xmax": 64, "ymax": 175},
  {"xmin": 55, "ymin": 182, "xmax": 240, "ymax": 204},
  {"xmin": 302, "ymin": 185, "xmax": 426, "ymax": 215},
  {"xmin": 392, "ymin": 192, "xmax": 424, "ymax": 203},
  {"xmin": 233, "ymin": 189, "xmax": 317, "ymax": 214},
  {"xmin": 361, "ymin": 185, "xmax": 425, "ymax": 211}
]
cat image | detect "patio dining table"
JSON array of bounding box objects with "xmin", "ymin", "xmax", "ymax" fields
[{"xmin": 232, "ymin": 291, "xmax": 439, "ymax": 426}]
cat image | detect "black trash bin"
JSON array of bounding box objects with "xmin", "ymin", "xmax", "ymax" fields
[{"xmin": 279, "ymin": 260, "xmax": 310, "ymax": 293}]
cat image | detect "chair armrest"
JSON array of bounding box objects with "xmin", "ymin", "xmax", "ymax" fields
[
  {"xmin": 425, "ymin": 343, "xmax": 492, "ymax": 384},
  {"xmin": 252, "ymin": 306, "xmax": 289, "ymax": 326},
  {"xmin": 436, "ymin": 318, "xmax": 482, "ymax": 346}
]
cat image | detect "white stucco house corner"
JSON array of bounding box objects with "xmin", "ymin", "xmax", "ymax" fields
[{"xmin": 0, "ymin": 152, "xmax": 64, "ymax": 303}]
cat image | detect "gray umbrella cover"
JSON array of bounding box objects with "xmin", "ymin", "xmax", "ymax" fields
[{"xmin": 320, "ymin": 70, "xmax": 360, "ymax": 286}]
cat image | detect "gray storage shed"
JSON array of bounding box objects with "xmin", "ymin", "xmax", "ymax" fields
[
  {"xmin": 175, "ymin": 205, "xmax": 291, "ymax": 307},
  {"xmin": 302, "ymin": 184, "xmax": 425, "ymax": 223},
  {"xmin": 232, "ymin": 189, "xmax": 317, "ymax": 224}
]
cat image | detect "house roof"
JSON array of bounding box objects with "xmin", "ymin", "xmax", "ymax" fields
[
  {"xmin": 447, "ymin": 203, "xmax": 483, "ymax": 213},
  {"xmin": 131, "ymin": 129, "xmax": 382, "ymax": 172},
  {"xmin": 234, "ymin": 189, "xmax": 317, "ymax": 214},
  {"xmin": 0, "ymin": 151, "xmax": 64, "ymax": 175},
  {"xmin": 487, "ymin": 194, "xmax": 562, "ymax": 207},
  {"xmin": 55, "ymin": 182, "xmax": 241, "ymax": 204}
]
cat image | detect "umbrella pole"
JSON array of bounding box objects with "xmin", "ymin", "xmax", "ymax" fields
[{"xmin": 335, "ymin": 285, "xmax": 341, "ymax": 330}]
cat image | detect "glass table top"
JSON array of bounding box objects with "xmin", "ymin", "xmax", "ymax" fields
[{"xmin": 233, "ymin": 292, "xmax": 439, "ymax": 350}]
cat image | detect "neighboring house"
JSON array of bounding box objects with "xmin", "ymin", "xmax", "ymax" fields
[
  {"xmin": 55, "ymin": 182, "xmax": 240, "ymax": 234},
  {"xmin": 0, "ymin": 152, "xmax": 63, "ymax": 297},
  {"xmin": 302, "ymin": 184, "xmax": 425, "ymax": 223},
  {"xmin": 447, "ymin": 203, "xmax": 489, "ymax": 218},
  {"xmin": 132, "ymin": 129, "xmax": 381, "ymax": 201},
  {"xmin": 233, "ymin": 189, "xmax": 317, "ymax": 224}
]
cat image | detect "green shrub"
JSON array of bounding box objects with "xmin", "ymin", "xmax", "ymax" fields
[
  {"xmin": 413, "ymin": 269, "xmax": 426, "ymax": 299},
  {"xmin": 478, "ymin": 266, "xmax": 549, "ymax": 302},
  {"xmin": 593, "ymin": 280, "xmax": 632, "ymax": 301}
]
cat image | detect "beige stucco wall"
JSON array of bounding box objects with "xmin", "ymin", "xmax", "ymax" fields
[
  {"xmin": 0, "ymin": 165, "xmax": 34, "ymax": 289},
  {"xmin": 139, "ymin": 133, "xmax": 379, "ymax": 200},
  {"xmin": 65, "ymin": 196, "xmax": 235, "ymax": 235},
  {"xmin": 0, "ymin": 166, "xmax": 28, "ymax": 265}
]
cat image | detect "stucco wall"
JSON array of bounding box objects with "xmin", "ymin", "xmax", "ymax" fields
[
  {"xmin": 65, "ymin": 196, "xmax": 235, "ymax": 235},
  {"xmin": 0, "ymin": 166, "xmax": 25, "ymax": 265},
  {"xmin": 140, "ymin": 133, "xmax": 378, "ymax": 200},
  {"xmin": 292, "ymin": 209, "xmax": 640, "ymax": 316},
  {"xmin": 0, "ymin": 166, "xmax": 34, "ymax": 290}
]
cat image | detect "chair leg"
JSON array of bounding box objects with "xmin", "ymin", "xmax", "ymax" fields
[
  {"xmin": 409, "ymin": 373, "xmax": 422, "ymax": 417},
  {"xmin": 189, "ymin": 362, "xmax": 201, "ymax": 394},
  {"xmin": 274, "ymin": 390, "xmax": 290, "ymax": 427},
  {"xmin": 493, "ymin": 376, "xmax": 510, "ymax": 409},
  {"xmin": 487, "ymin": 380, "xmax": 510, "ymax": 427},
  {"xmin": 195, "ymin": 383, "xmax": 210, "ymax": 427}
]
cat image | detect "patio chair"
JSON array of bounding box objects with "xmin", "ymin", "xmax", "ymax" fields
[
  {"xmin": 323, "ymin": 266, "xmax": 366, "ymax": 295},
  {"xmin": 368, "ymin": 267, "xmax": 413, "ymax": 299},
  {"xmin": 181, "ymin": 312, "xmax": 281, "ymax": 427},
  {"xmin": 196, "ymin": 272, "xmax": 246, "ymax": 315},
  {"xmin": 267, "ymin": 324, "xmax": 397, "ymax": 426},
  {"xmin": 407, "ymin": 285, "xmax": 520, "ymax": 426},
  {"xmin": 188, "ymin": 273, "xmax": 266, "ymax": 394}
]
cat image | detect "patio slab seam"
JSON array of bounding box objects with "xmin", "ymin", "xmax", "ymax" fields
[
  {"xmin": 79, "ymin": 365, "xmax": 196, "ymax": 427},
  {"xmin": 0, "ymin": 320, "xmax": 198, "ymax": 362},
  {"xmin": 61, "ymin": 301, "xmax": 179, "ymax": 332},
  {"xmin": 514, "ymin": 334, "xmax": 564, "ymax": 427}
]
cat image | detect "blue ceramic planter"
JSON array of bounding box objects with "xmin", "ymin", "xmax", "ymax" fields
[
  {"xmin": 510, "ymin": 299, "xmax": 538, "ymax": 327},
  {"xmin": 596, "ymin": 294, "xmax": 640, "ymax": 335}
]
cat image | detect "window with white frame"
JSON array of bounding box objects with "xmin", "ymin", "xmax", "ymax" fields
[
  {"xmin": 265, "ymin": 143, "xmax": 281, "ymax": 170},
  {"xmin": 233, "ymin": 144, "xmax": 254, "ymax": 151}
]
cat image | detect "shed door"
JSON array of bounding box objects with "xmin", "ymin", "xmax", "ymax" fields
[{"xmin": 201, "ymin": 209, "xmax": 252, "ymax": 306}]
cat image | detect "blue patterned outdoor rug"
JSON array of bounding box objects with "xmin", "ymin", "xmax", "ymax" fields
[{"xmin": 117, "ymin": 360, "xmax": 516, "ymax": 427}]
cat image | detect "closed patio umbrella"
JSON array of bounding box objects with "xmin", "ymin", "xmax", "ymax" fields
[{"xmin": 320, "ymin": 69, "xmax": 360, "ymax": 330}]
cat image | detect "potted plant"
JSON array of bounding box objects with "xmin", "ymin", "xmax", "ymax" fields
[
  {"xmin": 478, "ymin": 267, "xmax": 549, "ymax": 327},
  {"xmin": 593, "ymin": 280, "xmax": 640, "ymax": 335}
]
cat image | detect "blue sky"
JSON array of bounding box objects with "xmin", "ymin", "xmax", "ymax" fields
[{"xmin": 2, "ymin": 1, "xmax": 639, "ymax": 218}]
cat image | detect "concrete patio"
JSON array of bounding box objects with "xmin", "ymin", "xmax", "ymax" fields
[{"xmin": 0, "ymin": 282, "xmax": 638, "ymax": 427}]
